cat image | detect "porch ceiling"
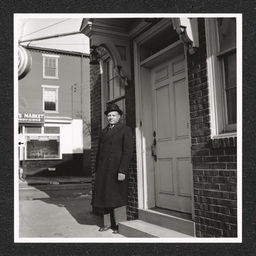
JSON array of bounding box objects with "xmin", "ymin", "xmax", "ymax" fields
[
  {"xmin": 80, "ymin": 18, "xmax": 165, "ymax": 38},
  {"xmin": 91, "ymin": 18, "xmax": 138, "ymax": 31}
]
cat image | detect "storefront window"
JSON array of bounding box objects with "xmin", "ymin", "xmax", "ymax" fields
[
  {"xmin": 24, "ymin": 126, "xmax": 60, "ymax": 160},
  {"xmin": 25, "ymin": 127, "xmax": 42, "ymax": 134},
  {"xmin": 44, "ymin": 127, "xmax": 60, "ymax": 134},
  {"xmin": 26, "ymin": 136, "xmax": 60, "ymax": 159}
]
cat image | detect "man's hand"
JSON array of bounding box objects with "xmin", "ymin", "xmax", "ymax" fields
[{"xmin": 118, "ymin": 173, "xmax": 126, "ymax": 181}]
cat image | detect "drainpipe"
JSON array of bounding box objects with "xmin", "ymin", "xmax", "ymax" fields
[{"xmin": 81, "ymin": 54, "xmax": 83, "ymax": 117}]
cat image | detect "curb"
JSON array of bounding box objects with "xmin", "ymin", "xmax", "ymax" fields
[
  {"xmin": 20, "ymin": 183, "xmax": 92, "ymax": 191},
  {"xmin": 19, "ymin": 179, "xmax": 92, "ymax": 190},
  {"xmin": 27, "ymin": 181, "xmax": 91, "ymax": 186}
]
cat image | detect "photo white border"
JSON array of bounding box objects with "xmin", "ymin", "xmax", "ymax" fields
[{"xmin": 14, "ymin": 13, "xmax": 242, "ymax": 243}]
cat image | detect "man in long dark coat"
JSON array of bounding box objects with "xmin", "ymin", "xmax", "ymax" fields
[{"xmin": 92, "ymin": 104, "xmax": 134, "ymax": 234}]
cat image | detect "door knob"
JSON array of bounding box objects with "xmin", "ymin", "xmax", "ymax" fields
[{"xmin": 151, "ymin": 138, "xmax": 157, "ymax": 162}]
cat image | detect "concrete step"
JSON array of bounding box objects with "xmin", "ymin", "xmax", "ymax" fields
[
  {"xmin": 119, "ymin": 220, "xmax": 192, "ymax": 238},
  {"xmin": 139, "ymin": 209, "xmax": 195, "ymax": 236}
]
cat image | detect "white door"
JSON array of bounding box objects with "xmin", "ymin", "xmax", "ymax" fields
[{"xmin": 151, "ymin": 54, "xmax": 192, "ymax": 213}]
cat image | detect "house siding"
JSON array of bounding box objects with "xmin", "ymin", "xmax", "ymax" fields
[{"xmin": 19, "ymin": 48, "xmax": 91, "ymax": 177}]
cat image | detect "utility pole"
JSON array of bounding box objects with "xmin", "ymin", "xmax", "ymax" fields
[{"xmin": 81, "ymin": 54, "xmax": 83, "ymax": 117}]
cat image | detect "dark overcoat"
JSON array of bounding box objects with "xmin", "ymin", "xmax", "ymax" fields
[{"xmin": 92, "ymin": 122, "xmax": 134, "ymax": 208}]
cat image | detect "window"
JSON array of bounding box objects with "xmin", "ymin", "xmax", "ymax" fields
[
  {"xmin": 140, "ymin": 25, "xmax": 179, "ymax": 62},
  {"xmin": 205, "ymin": 18, "xmax": 237, "ymax": 136},
  {"xmin": 102, "ymin": 56, "xmax": 126, "ymax": 125},
  {"xmin": 42, "ymin": 85, "xmax": 59, "ymax": 112},
  {"xmin": 43, "ymin": 54, "xmax": 59, "ymax": 79},
  {"xmin": 24, "ymin": 126, "xmax": 60, "ymax": 160}
]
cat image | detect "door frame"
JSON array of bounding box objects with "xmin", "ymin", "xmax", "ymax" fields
[{"xmin": 134, "ymin": 22, "xmax": 195, "ymax": 220}]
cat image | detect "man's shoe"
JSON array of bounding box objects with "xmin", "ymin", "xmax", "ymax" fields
[
  {"xmin": 98, "ymin": 225, "xmax": 111, "ymax": 232},
  {"xmin": 112, "ymin": 227, "xmax": 119, "ymax": 234}
]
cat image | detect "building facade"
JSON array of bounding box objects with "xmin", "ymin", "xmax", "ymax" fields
[
  {"xmin": 18, "ymin": 47, "xmax": 91, "ymax": 177},
  {"xmin": 82, "ymin": 17, "xmax": 239, "ymax": 237}
]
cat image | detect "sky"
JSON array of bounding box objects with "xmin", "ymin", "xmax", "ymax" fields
[{"xmin": 17, "ymin": 16, "xmax": 90, "ymax": 54}]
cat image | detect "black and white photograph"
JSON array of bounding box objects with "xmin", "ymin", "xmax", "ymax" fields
[{"xmin": 14, "ymin": 13, "xmax": 242, "ymax": 243}]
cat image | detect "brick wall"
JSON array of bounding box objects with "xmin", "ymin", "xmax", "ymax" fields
[
  {"xmin": 90, "ymin": 64, "xmax": 102, "ymax": 192},
  {"xmin": 126, "ymin": 43, "xmax": 138, "ymax": 219},
  {"xmin": 187, "ymin": 18, "xmax": 237, "ymax": 237}
]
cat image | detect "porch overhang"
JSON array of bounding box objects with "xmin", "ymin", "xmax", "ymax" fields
[
  {"xmin": 80, "ymin": 18, "xmax": 157, "ymax": 83},
  {"xmin": 172, "ymin": 18, "xmax": 199, "ymax": 54}
]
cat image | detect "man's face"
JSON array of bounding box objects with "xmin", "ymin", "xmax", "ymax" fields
[{"xmin": 107, "ymin": 111, "xmax": 121, "ymax": 125}]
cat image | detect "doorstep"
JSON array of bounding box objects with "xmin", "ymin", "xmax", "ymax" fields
[
  {"xmin": 119, "ymin": 209, "xmax": 195, "ymax": 238},
  {"xmin": 119, "ymin": 220, "xmax": 192, "ymax": 238}
]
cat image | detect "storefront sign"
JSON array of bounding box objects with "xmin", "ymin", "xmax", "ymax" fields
[{"xmin": 19, "ymin": 113, "xmax": 45, "ymax": 125}]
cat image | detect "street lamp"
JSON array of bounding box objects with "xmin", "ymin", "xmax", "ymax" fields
[{"xmin": 89, "ymin": 46, "xmax": 99, "ymax": 65}]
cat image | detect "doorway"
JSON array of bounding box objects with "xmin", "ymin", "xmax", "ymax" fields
[{"xmin": 138, "ymin": 42, "xmax": 193, "ymax": 216}]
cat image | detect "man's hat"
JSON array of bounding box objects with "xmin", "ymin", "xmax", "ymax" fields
[{"xmin": 104, "ymin": 104, "xmax": 123, "ymax": 116}]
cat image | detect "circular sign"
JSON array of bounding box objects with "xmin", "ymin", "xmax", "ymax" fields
[{"xmin": 18, "ymin": 46, "xmax": 32, "ymax": 80}]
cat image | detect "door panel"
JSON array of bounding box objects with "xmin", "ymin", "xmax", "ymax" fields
[
  {"xmin": 158, "ymin": 158, "xmax": 174, "ymax": 194},
  {"xmin": 174, "ymin": 79, "xmax": 189, "ymax": 139},
  {"xmin": 177, "ymin": 157, "xmax": 192, "ymax": 196},
  {"xmin": 155, "ymin": 84, "xmax": 172, "ymax": 140},
  {"xmin": 152, "ymin": 55, "xmax": 192, "ymax": 214}
]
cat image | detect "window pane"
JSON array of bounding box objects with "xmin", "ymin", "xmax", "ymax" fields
[
  {"xmin": 107, "ymin": 60, "xmax": 114, "ymax": 100},
  {"xmin": 26, "ymin": 138, "xmax": 59, "ymax": 159},
  {"xmin": 217, "ymin": 18, "xmax": 236, "ymax": 52},
  {"xmin": 226, "ymin": 88, "xmax": 236, "ymax": 124},
  {"xmin": 45, "ymin": 89, "xmax": 56, "ymax": 101},
  {"xmin": 44, "ymin": 88, "xmax": 57, "ymax": 111},
  {"xmin": 224, "ymin": 53, "xmax": 236, "ymax": 125},
  {"xmin": 107, "ymin": 61, "xmax": 110, "ymax": 100},
  {"xmin": 44, "ymin": 127, "xmax": 60, "ymax": 134},
  {"xmin": 25, "ymin": 127, "xmax": 41, "ymax": 134},
  {"xmin": 48, "ymin": 58, "xmax": 56, "ymax": 68},
  {"xmin": 224, "ymin": 53, "xmax": 236, "ymax": 89},
  {"xmin": 113, "ymin": 76, "xmax": 121, "ymax": 98},
  {"xmin": 45, "ymin": 102, "xmax": 56, "ymax": 111},
  {"xmin": 140, "ymin": 25, "xmax": 179, "ymax": 61},
  {"xmin": 45, "ymin": 67, "xmax": 56, "ymax": 77},
  {"xmin": 44, "ymin": 57, "xmax": 57, "ymax": 77},
  {"xmin": 107, "ymin": 59, "xmax": 125, "ymax": 101}
]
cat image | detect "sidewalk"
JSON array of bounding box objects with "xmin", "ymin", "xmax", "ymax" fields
[{"xmin": 18, "ymin": 176, "xmax": 126, "ymax": 239}]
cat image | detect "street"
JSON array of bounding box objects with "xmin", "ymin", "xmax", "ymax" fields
[{"xmin": 19, "ymin": 182, "xmax": 125, "ymax": 238}]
